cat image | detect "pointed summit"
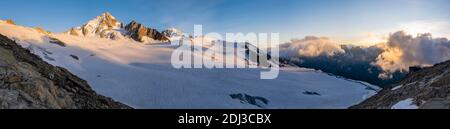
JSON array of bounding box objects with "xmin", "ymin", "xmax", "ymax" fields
[
  {"xmin": 89, "ymin": 12, "xmax": 119, "ymax": 26},
  {"xmin": 101, "ymin": 12, "xmax": 114, "ymax": 18},
  {"xmin": 83, "ymin": 12, "xmax": 122, "ymax": 34},
  {"xmin": 66, "ymin": 12, "xmax": 124, "ymax": 39}
]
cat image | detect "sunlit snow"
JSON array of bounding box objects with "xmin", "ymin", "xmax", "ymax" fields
[{"xmin": 0, "ymin": 22, "xmax": 379, "ymax": 109}]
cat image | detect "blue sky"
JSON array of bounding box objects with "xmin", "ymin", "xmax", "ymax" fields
[{"xmin": 1, "ymin": 0, "xmax": 449, "ymax": 45}]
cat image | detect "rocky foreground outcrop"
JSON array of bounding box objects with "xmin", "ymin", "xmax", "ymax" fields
[
  {"xmin": 0, "ymin": 34, "xmax": 131, "ymax": 109},
  {"xmin": 351, "ymin": 60, "xmax": 450, "ymax": 109}
]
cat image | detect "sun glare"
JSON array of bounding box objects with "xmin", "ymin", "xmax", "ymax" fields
[{"xmin": 399, "ymin": 21, "xmax": 450, "ymax": 38}]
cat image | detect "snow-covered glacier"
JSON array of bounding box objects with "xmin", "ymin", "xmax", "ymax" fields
[{"xmin": 0, "ymin": 21, "xmax": 378, "ymax": 109}]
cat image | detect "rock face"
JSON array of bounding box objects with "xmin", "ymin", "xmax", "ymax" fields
[
  {"xmin": 124, "ymin": 21, "xmax": 169, "ymax": 43},
  {"xmin": 351, "ymin": 60, "xmax": 450, "ymax": 109},
  {"xmin": 67, "ymin": 12, "xmax": 124, "ymax": 40},
  {"xmin": 0, "ymin": 34, "xmax": 131, "ymax": 109}
]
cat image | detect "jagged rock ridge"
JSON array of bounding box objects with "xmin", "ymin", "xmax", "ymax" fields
[
  {"xmin": 67, "ymin": 12, "xmax": 170, "ymax": 42},
  {"xmin": 124, "ymin": 20, "xmax": 169, "ymax": 43}
]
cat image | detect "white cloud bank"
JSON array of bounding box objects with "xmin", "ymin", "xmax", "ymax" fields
[
  {"xmin": 280, "ymin": 36, "xmax": 344, "ymax": 57},
  {"xmin": 373, "ymin": 31, "xmax": 450, "ymax": 78}
]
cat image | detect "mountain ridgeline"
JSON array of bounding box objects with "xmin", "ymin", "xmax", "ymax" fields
[
  {"xmin": 124, "ymin": 20, "xmax": 169, "ymax": 42},
  {"xmin": 67, "ymin": 12, "xmax": 171, "ymax": 43}
]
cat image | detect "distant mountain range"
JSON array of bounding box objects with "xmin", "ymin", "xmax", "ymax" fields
[{"xmin": 66, "ymin": 12, "xmax": 181, "ymax": 43}]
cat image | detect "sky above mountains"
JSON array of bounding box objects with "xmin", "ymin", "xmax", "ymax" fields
[{"xmin": 1, "ymin": 0, "xmax": 449, "ymax": 45}]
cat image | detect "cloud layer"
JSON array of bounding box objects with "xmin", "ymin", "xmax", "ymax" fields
[
  {"xmin": 373, "ymin": 31, "xmax": 450, "ymax": 78},
  {"xmin": 280, "ymin": 36, "xmax": 344, "ymax": 57}
]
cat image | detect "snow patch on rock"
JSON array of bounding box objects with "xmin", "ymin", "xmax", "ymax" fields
[{"xmin": 391, "ymin": 98, "xmax": 418, "ymax": 109}]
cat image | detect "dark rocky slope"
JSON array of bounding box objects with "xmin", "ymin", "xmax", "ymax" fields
[
  {"xmin": 0, "ymin": 34, "xmax": 131, "ymax": 109},
  {"xmin": 351, "ymin": 60, "xmax": 450, "ymax": 109}
]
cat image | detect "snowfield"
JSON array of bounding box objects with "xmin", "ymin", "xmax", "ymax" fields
[
  {"xmin": 391, "ymin": 98, "xmax": 418, "ymax": 109},
  {"xmin": 0, "ymin": 22, "xmax": 379, "ymax": 109}
]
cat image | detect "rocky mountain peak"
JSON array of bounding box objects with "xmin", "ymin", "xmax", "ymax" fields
[
  {"xmin": 65, "ymin": 13, "xmax": 170, "ymax": 42},
  {"xmin": 67, "ymin": 12, "xmax": 124, "ymax": 39},
  {"xmin": 87, "ymin": 12, "xmax": 121, "ymax": 28},
  {"xmin": 125, "ymin": 20, "xmax": 145, "ymax": 30},
  {"xmin": 101, "ymin": 12, "xmax": 115, "ymax": 19},
  {"xmin": 124, "ymin": 20, "xmax": 169, "ymax": 43}
]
